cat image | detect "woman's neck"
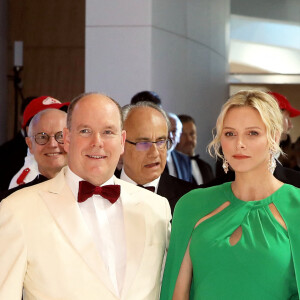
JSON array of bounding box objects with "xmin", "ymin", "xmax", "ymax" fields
[{"xmin": 232, "ymin": 170, "xmax": 283, "ymax": 201}]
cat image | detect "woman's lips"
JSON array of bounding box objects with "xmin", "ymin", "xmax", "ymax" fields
[{"xmin": 233, "ymin": 155, "xmax": 250, "ymax": 159}]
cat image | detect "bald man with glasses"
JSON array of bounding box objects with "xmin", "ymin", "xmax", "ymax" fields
[
  {"xmin": 0, "ymin": 109, "xmax": 67, "ymax": 201},
  {"xmin": 118, "ymin": 102, "xmax": 197, "ymax": 214}
]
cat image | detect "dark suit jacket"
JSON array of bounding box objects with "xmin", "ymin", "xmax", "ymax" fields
[
  {"xmin": 114, "ymin": 169, "xmax": 198, "ymax": 215},
  {"xmin": 0, "ymin": 131, "xmax": 28, "ymax": 191},
  {"xmin": 157, "ymin": 170, "xmax": 198, "ymax": 214},
  {"xmin": 202, "ymin": 163, "xmax": 300, "ymax": 188},
  {"xmin": 0, "ymin": 175, "xmax": 48, "ymax": 202},
  {"xmin": 191, "ymin": 155, "xmax": 215, "ymax": 184},
  {"xmin": 165, "ymin": 150, "xmax": 193, "ymax": 183}
]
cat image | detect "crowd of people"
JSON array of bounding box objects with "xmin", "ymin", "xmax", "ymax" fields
[{"xmin": 0, "ymin": 89, "xmax": 300, "ymax": 299}]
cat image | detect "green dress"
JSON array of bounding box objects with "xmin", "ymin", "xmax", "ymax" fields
[{"xmin": 160, "ymin": 183, "xmax": 300, "ymax": 300}]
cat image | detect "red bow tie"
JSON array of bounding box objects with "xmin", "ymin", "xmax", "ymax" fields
[
  {"xmin": 78, "ymin": 181, "xmax": 121, "ymax": 204},
  {"xmin": 137, "ymin": 184, "xmax": 155, "ymax": 193}
]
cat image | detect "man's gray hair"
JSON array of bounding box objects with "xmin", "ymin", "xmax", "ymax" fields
[
  {"xmin": 122, "ymin": 101, "xmax": 171, "ymax": 131},
  {"xmin": 167, "ymin": 112, "xmax": 183, "ymax": 133}
]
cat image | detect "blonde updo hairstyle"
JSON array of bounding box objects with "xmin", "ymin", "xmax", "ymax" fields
[{"xmin": 208, "ymin": 90, "xmax": 284, "ymax": 160}]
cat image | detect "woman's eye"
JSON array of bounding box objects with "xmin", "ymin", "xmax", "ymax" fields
[
  {"xmin": 224, "ymin": 132, "xmax": 234, "ymax": 137},
  {"xmin": 249, "ymin": 131, "xmax": 259, "ymax": 136}
]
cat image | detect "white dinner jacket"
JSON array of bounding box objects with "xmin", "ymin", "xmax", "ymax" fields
[{"xmin": 0, "ymin": 167, "xmax": 171, "ymax": 300}]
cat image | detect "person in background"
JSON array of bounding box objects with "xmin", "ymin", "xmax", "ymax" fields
[
  {"xmin": 292, "ymin": 137, "xmax": 300, "ymax": 171},
  {"xmin": 0, "ymin": 92, "xmax": 171, "ymax": 300},
  {"xmin": 0, "ymin": 108, "xmax": 68, "ymax": 201},
  {"xmin": 0, "ymin": 96, "xmax": 35, "ymax": 191},
  {"xmin": 176, "ymin": 114, "xmax": 214, "ymax": 185},
  {"xmin": 117, "ymin": 101, "xmax": 197, "ymax": 214},
  {"xmin": 161, "ymin": 90, "xmax": 300, "ymax": 300},
  {"xmin": 165, "ymin": 112, "xmax": 193, "ymax": 183},
  {"xmin": 268, "ymin": 91, "xmax": 300, "ymax": 168},
  {"xmin": 130, "ymin": 90, "xmax": 162, "ymax": 106},
  {"xmin": 9, "ymin": 96, "xmax": 69, "ymax": 189},
  {"xmin": 115, "ymin": 90, "xmax": 163, "ymax": 172}
]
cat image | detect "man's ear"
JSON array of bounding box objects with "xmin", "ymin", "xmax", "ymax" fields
[
  {"xmin": 63, "ymin": 127, "xmax": 70, "ymax": 153},
  {"xmin": 25, "ymin": 137, "xmax": 34, "ymax": 154},
  {"xmin": 120, "ymin": 130, "xmax": 126, "ymax": 155}
]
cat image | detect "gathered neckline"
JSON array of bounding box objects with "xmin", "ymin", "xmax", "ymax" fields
[{"xmin": 225, "ymin": 182, "xmax": 286, "ymax": 208}]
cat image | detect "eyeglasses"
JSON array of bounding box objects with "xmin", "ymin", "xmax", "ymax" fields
[
  {"xmin": 125, "ymin": 139, "xmax": 172, "ymax": 151},
  {"xmin": 32, "ymin": 131, "xmax": 64, "ymax": 145}
]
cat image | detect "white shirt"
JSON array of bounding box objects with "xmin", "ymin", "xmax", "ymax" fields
[
  {"xmin": 166, "ymin": 153, "xmax": 176, "ymax": 177},
  {"xmin": 191, "ymin": 159, "xmax": 203, "ymax": 185},
  {"xmin": 65, "ymin": 167, "xmax": 126, "ymax": 296},
  {"xmin": 9, "ymin": 149, "xmax": 39, "ymax": 189},
  {"xmin": 120, "ymin": 169, "xmax": 160, "ymax": 193}
]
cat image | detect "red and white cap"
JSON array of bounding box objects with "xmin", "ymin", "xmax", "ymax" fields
[
  {"xmin": 22, "ymin": 96, "xmax": 70, "ymax": 129},
  {"xmin": 268, "ymin": 91, "xmax": 300, "ymax": 118}
]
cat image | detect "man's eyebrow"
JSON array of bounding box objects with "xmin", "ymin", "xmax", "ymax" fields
[
  {"xmin": 75, "ymin": 124, "xmax": 119, "ymax": 130},
  {"xmin": 135, "ymin": 135, "xmax": 168, "ymax": 142},
  {"xmin": 75, "ymin": 124, "xmax": 90, "ymax": 130},
  {"xmin": 104, "ymin": 125, "xmax": 118, "ymax": 130}
]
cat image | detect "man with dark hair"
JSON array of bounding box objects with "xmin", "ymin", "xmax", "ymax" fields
[
  {"xmin": 130, "ymin": 90, "xmax": 162, "ymax": 106},
  {"xmin": 176, "ymin": 114, "xmax": 214, "ymax": 185},
  {"xmin": 0, "ymin": 93, "xmax": 171, "ymax": 300}
]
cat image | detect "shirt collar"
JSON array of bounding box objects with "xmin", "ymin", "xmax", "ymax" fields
[{"xmin": 120, "ymin": 168, "xmax": 160, "ymax": 193}]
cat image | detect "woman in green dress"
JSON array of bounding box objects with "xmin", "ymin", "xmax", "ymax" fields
[{"xmin": 160, "ymin": 90, "xmax": 300, "ymax": 300}]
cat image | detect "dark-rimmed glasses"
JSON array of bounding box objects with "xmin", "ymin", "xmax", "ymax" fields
[
  {"xmin": 32, "ymin": 131, "xmax": 64, "ymax": 145},
  {"xmin": 125, "ymin": 139, "xmax": 172, "ymax": 151}
]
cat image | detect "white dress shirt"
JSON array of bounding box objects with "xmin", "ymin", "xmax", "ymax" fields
[
  {"xmin": 120, "ymin": 169, "xmax": 160, "ymax": 193},
  {"xmin": 191, "ymin": 159, "xmax": 203, "ymax": 185},
  {"xmin": 166, "ymin": 153, "xmax": 176, "ymax": 177},
  {"xmin": 65, "ymin": 167, "xmax": 126, "ymax": 296}
]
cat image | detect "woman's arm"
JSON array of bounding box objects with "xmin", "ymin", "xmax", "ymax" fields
[{"xmin": 172, "ymin": 242, "xmax": 193, "ymax": 300}]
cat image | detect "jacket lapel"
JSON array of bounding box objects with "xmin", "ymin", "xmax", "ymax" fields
[
  {"xmin": 115, "ymin": 178, "xmax": 146, "ymax": 298},
  {"xmin": 40, "ymin": 169, "xmax": 117, "ymax": 296}
]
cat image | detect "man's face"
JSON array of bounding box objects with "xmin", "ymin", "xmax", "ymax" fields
[
  {"xmin": 168, "ymin": 116, "xmax": 182, "ymax": 151},
  {"xmin": 176, "ymin": 121, "xmax": 197, "ymax": 156},
  {"xmin": 26, "ymin": 110, "xmax": 67, "ymax": 178},
  {"xmin": 122, "ymin": 107, "xmax": 168, "ymax": 185},
  {"xmin": 63, "ymin": 94, "xmax": 125, "ymax": 186}
]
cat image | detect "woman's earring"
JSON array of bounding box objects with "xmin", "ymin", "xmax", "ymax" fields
[
  {"xmin": 268, "ymin": 150, "xmax": 276, "ymax": 174},
  {"xmin": 222, "ymin": 157, "xmax": 229, "ymax": 174}
]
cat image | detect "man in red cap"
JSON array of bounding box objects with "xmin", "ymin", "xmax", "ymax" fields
[
  {"xmin": 0, "ymin": 108, "xmax": 68, "ymax": 200},
  {"xmin": 10, "ymin": 96, "xmax": 69, "ymax": 189},
  {"xmin": 268, "ymin": 91, "xmax": 300, "ymax": 167},
  {"xmin": 268, "ymin": 91, "xmax": 300, "ymax": 141},
  {"xmin": 0, "ymin": 96, "xmax": 69, "ymax": 191}
]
